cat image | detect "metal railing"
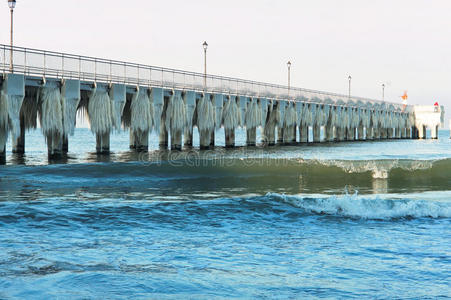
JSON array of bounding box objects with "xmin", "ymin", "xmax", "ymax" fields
[{"xmin": 1, "ymin": 44, "xmax": 405, "ymax": 111}]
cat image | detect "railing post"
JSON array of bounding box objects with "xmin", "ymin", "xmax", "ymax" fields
[
  {"xmin": 109, "ymin": 60, "xmax": 112, "ymax": 84},
  {"xmin": 24, "ymin": 48, "xmax": 27, "ymax": 75},
  {"xmin": 43, "ymin": 51, "xmax": 46, "ymax": 77},
  {"xmin": 62, "ymin": 53, "xmax": 65, "ymax": 79},
  {"xmin": 123, "ymin": 62, "xmax": 126, "ymax": 84},
  {"xmin": 78, "ymin": 56, "xmax": 81, "ymax": 80}
]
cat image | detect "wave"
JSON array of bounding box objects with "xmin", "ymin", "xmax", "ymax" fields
[
  {"xmin": 267, "ymin": 192, "xmax": 451, "ymax": 220},
  {"xmin": 0, "ymin": 158, "xmax": 449, "ymax": 196}
]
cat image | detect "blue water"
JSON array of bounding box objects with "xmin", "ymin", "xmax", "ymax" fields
[{"xmin": 1, "ymin": 129, "xmax": 450, "ymax": 299}]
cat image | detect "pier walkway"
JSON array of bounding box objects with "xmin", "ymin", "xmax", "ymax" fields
[{"xmin": 0, "ymin": 44, "xmax": 442, "ymax": 159}]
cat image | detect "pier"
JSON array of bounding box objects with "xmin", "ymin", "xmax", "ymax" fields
[{"xmin": 0, "ymin": 44, "xmax": 442, "ymax": 160}]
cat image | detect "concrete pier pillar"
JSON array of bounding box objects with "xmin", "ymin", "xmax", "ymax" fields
[
  {"xmin": 277, "ymin": 127, "xmax": 284, "ymax": 144},
  {"xmin": 357, "ymin": 125, "xmax": 364, "ymax": 141},
  {"xmin": 159, "ymin": 125, "xmax": 168, "ymax": 148},
  {"xmin": 380, "ymin": 128, "xmax": 387, "ymax": 139},
  {"xmin": 299, "ymin": 125, "xmax": 308, "ymax": 143},
  {"xmin": 336, "ymin": 127, "xmax": 346, "ymax": 141},
  {"xmin": 387, "ymin": 128, "xmax": 394, "ymax": 139},
  {"xmin": 171, "ymin": 130, "xmax": 182, "ymax": 150},
  {"xmin": 416, "ymin": 125, "xmax": 426, "ymax": 139},
  {"xmin": 401, "ymin": 128, "xmax": 407, "ymax": 139},
  {"xmin": 0, "ymin": 145, "xmax": 5, "ymax": 164},
  {"xmin": 431, "ymin": 125, "xmax": 438, "ymax": 139},
  {"xmin": 264, "ymin": 124, "xmax": 276, "ymax": 146},
  {"xmin": 47, "ymin": 132, "xmax": 63, "ymax": 158},
  {"xmin": 184, "ymin": 128, "xmax": 193, "ymax": 147},
  {"xmin": 225, "ymin": 128, "xmax": 235, "ymax": 148},
  {"xmin": 96, "ymin": 132, "xmax": 110, "ymax": 154},
  {"xmin": 246, "ymin": 127, "xmax": 257, "ymax": 146},
  {"xmin": 210, "ymin": 131, "xmax": 215, "ymax": 147},
  {"xmin": 292, "ymin": 126, "xmax": 297, "ymax": 143},
  {"xmin": 313, "ymin": 125, "xmax": 321, "ymax": 143},
  {"xmin": 62, "ymin": 136, "xmax": 69, "ymax": 153},
  {"xmin": 346, "ymin": 127, "xmax": 355, "ymax": 141},
  {"xmin": 12, "ymin": 117, "xmax": 25, "ymax": 154},
  {"xmin": 134, "ymin": 130, "xmax": 149, "ymax": 152},
  {"xmin": 129, "ymin": 131, "xmax": 136, "ymax": 149},
  {"xmin": 199, "ymin": 130, "xmax": 211, "ymax": 150},
  {"xmin": 183, "ymin": 91, "xmax": 196, "ymax": 148},
  {"xmin": 325, "ymin": 124, "xmax": 334, "ymax": 142}
]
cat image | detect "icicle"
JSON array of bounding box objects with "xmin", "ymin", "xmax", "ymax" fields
[
  {"xmin": 62, "ymin": 93, "xmax": 80, "ymax": 137},
  {"xmin": 196, "ymin": 93, "xmax": 215, "ymax": 134},
  {"xmin": 165, "ymin": 90, "xmax": 186, "ymax": 133},
  {"xmin": 245, "ymin": 98, "xmax": 261, "ymax": 129},
  {"xmin": 131, "ymin": 88, "xmax": 153, "ymax": 136},
  {"xmin": 184, "ymin": 91, "xmax": 196, "ymax": 134},
  {"xmin": 0, "ymin": 89, "xmax": 9, "ymax": 149},
  {"xmin": 259, "ymin": 99, "xmax": 268, "ymax": 128},
  {"xmin": 6, "ymin": 94, "xmax": 24, "ymax": 142},
  {"xmin": 222, "ymin": 95, "xmax": 240, "ymax": 130},
  {"xmin": 39, "ymin": 86, "xmax": 63, "ymax": 138},
  {"xmin": 87, "ymin": 88, "xmax": 113, "ymax": 135},
  {"xmin": 284, "ymin": 102, "xmax": 297, "ymax": 128}
]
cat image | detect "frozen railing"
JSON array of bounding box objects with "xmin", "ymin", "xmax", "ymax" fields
[{"xmin": 1, "ymin": 44, "xmax": 405, "ymax": 110}]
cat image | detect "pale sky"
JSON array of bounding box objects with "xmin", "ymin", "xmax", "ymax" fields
[{"xmin": 1, "ymin": 0, "xmax": 449, "ymax": 125}]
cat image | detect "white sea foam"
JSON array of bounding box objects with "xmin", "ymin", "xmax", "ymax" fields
[
  {"xmin": 315, "ymin": 159, "xmax": 435, "ymax": 179},
  {"xmin": 270, "ymin": 192, "xmax": 451, "ymax": 219}
]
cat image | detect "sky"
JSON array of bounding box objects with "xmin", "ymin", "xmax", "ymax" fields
[{"xmin": 0, "ymin": 0, "xmax": 449, "ymax": 126}]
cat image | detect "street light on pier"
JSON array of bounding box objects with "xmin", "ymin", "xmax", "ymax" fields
[
  {"xmin": 203, "ymin": 41, "xmax": 208, "ymax": 90},
  {"xmin": 287, "ymin": 61, "xmax": 291, "ymax": 98},
  {"xmin": 382, "ymin": 83, "xmax": 385, "ymax": 101},
  {"xmin": 8, "ymin": 0, "xmax": 16, "ymax": 72},
  {"xmin": 348, "ymin": 75, "xmax": 352, "ymax": 99}
]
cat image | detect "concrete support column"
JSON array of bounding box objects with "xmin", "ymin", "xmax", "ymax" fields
[
  {"xmin": 357, "ymin": 125, "xmax": 364, "ymax": 141},
  {"xmin": 47, "ymin": 132, "xmax": 63, "ymax": 158},
  {"xmin": 134, "ymin": 130, "xmax": 149, "ymax": 152},
  {"xmin": 246, "ymin": 127, "xmax": 257, "ymax": 146},
  {"xmin": 264, "ymin": 124, "xmax": 276, "ymax": 146},
  {"xmin": 225, "ymin": 128, "xmax": 235, "ymax": 148},
  {"xmin": 129, "ymin": 131, "xmax": 136, "ymax": 149},
  {"xmin": 336, "ymin": 127, "xmax": 345, "ymax": 141},
  {"xmin": 325, "ymin": 124, "xmax": 334, "ymax": 142},
  {"xmin": 313, "ymin": 125, "xmax": 321, "ymax": 143},
  {"xmin": 184, "ymin": 128, "xmax": 193, "ymax": 147},
  {"xmin": 62, "ymin": 136, "xmax": 69, "ymax": 153},
  {"xmin": 0, "ymin": 144, "xmax": 5, "ymax": 164},
  {"xmin": 96, "ymin": 132, "xmax": 110, "ymax": 154},
  {"xmin": 171, "ymin": 130, "xmax": 182, "ymax": 150},
  {"xmin": 299, "ymin": 125, "xmax": 308, "ymax": 143},
  {"xmin": 210, "ymin": 131, "xmax": 215, "ymax": 147},
  {"xmin": 380, "ymin": 128, "xmax": 387, "ymax": 139},
  {"xmin": 387, "ymin": 128, "xmax": 394, "ymax": 139},
  {"xmin": 292, "ymin": 126, "xmax": 297, "ymax": 143},
  {"xmin": 417, "ymin": 125, "xmax": 426, "ymax": 139},
  {"xmin": 431, "ymin": 125, "xmax": 438, "ymax": 139},
  {"xmin": 346, "ymin": 127, "xmax": 355, "ymax": 141},
  {"xmin": 159, "ymin": 123, "xmax": 168, "ymax": 148},
  {"xmin": 277, "ymin": 127, "xmax": 284, "ymax": 144},
  {"xmin": 401, "ymin": 128, "xmax": 407, "ymax": 139},
  {"xmin": 199, "ymin": 130, "xmax": 211, "ymax": 150},
  {"xmin": 12, "ymin": 117, "xmax": 25, "ymax": 154},
  {"xmin": 412, "ymin": 127, "xmax": 418, "ymax": 139}
]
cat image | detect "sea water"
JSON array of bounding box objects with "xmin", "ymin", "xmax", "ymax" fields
[{"xmin": 0, "ymin": 129, "xmax": 450, "ymax": 299}]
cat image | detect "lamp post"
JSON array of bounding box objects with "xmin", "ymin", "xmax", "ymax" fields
[
  {"xmin": 348, "ymin": 75, "xmax": 352, "ymax": 99},
  {"xmin": 203, "ymin": 41, "xmax": 208, "ymax": 90},
  {"xmin": 382, "ymin": 83, "xmax": 385, "ymax": 101},
  {"xmin": 8, "ymin": 0, "xmax": 16, "ymax": 72},
  {"xmin": 287, "ymin": 61, "xmax": 291, "ymax": 98}
]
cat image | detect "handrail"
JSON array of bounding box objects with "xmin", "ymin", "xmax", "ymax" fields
[{"xmin": 0, "ymin": 44, "xmax": 408, "ymax": 111}]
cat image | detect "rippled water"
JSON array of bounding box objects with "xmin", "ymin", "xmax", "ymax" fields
[{"xmin": 0, "ymin": 129, "xmax": 450, "ymax": 299}]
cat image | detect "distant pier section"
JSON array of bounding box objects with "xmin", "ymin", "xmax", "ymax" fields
[{"xmin": 0, "ymin": 45, "xmax": 445, "ymax": 160}]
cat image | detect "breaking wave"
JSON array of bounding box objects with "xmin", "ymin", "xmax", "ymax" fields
[{"xmin": 268, "ymin": 193, "xmax": 451, "ymax": 219}]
